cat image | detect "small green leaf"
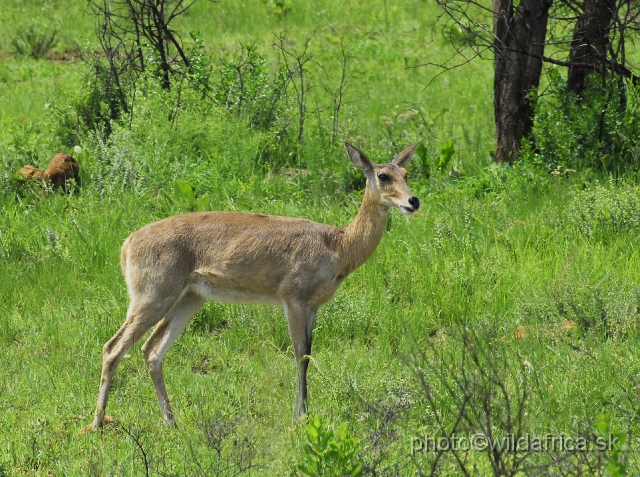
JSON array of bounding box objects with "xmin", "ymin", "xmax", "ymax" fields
[
  {"xmin": 174, "ymin": 179, "xmax": 195, "ymax": 206},
  {"xmin": 157, "ymin": 188, "xmax": 175, "ymax": 214},
  {"xmin": 195, "ymin": 195, "xmax": 211, "ymax": 211},
  {"xmin": 21, "ymin": 192, "xmax": 36, "ymax": 206},
  {"xmin": 437, "ymin": 139, "xmax": 455, "ymax": 171},
  {"xmin": 297, "ymin": 463, "xmax": 318, "ymax": 476},
  {"xmin": 306, "ymin": 426, "xmax": 319, "ymax": 440}
]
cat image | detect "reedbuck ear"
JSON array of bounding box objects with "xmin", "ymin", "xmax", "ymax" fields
[
  {"xmin": 344, "ymin": 142, "xmax": 374, "ymax": 176},
  {"xmin": 392, "ymin": 141, "xmax": 421, "ymax": 168}
]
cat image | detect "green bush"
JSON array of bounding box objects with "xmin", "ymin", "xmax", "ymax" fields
[
  {"xmin": 297, "ymin": 415, "xmax": 363, "ymax": 477},
  {"xmin": 186, "ymin": 32, "xmax": 215, "ymax": 97},
  {"xmin": 215, "ymin": 44, "xmax": 289, "ymax": 131},
  {"xmin": 565, "ymin": 182, "xmax": 640, "ymax": 240},
  {"xmin": 523, "ymin": 69, "xmax": 640, "ymax": 174},
  {"xmin": 11, "ymin": 24, "xmax": 58, "ymax": 60},
  {"xmin": 76, "ymin": 83, "xmax": 264, "ymax": 200},
  {"xmin": 215, "ymin": 44, "xmax": 301, "ymax": 169},
  {"xmin": 49, "ymin": 54, "xmax": 131, "ymax": 147}
]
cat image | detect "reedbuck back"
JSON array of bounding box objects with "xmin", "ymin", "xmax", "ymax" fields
[{"xmin": 93, "ymin": 141, "xmax": 421, "ymax": 429}]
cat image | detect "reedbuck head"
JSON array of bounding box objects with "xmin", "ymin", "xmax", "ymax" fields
[{"xmin": 345, "ymin": 142, "xmax": 421, "ymax": 215}]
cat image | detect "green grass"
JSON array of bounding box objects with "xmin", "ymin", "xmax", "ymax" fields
[{"xmin": 1, "ymin": 0, "xmax": 640, "ymax": 475}]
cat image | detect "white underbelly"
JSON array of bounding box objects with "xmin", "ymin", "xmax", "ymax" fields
[{"xmin": 189, "ymin": 281, "xmax": 282, "ymax": 306}]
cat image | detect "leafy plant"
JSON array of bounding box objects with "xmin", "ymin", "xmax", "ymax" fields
[
  {"xmin": 298, "ymin": 415, "xmax": 363, "ymax": 477},
  {"xmin": 595, "ymin": 414, "xmax": 628, "ymax": 477},
  {"xmin": 437, "ymin": 139, "xmax": 456, "ymax": 172},
  {"xmin": 11, "ymin": 25, "xmax": 58, "ymax": 59},
  {"xmin": 215, "ymin": 44, "xmax": 288, "ymax": 131},
  {"xmin": 414, "ymin": 139, "xmax": 457, "ymax": 178},
  {"xmin": 158, "ymin": 179, "xmax": 212, "ymax": 214},
  {"xmin": 186, "ymin": 32, "xmax": 215, "ymax": 97},
  {"xmin": 49, "ymin": 54, "xmax": 131, "ymax": 146},
  {"xmin": 523, "ymin": 69, "xmax": 640, "ymax": 174},
  {"xmin": 565, "ymin": 183, "xmax": 640, "ymax": 240},
  {"xmin": 262, "ymin": 0, "xmax": 292, "ymax": 17}
]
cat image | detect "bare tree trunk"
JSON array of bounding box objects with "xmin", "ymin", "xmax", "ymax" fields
[
  {"xmin": 493, "ymin": 0, "xmax": 553, "ymax": 163},
  {"xmin": 566, "ymin": 0, "xmax": 617, "ymax": 95}
]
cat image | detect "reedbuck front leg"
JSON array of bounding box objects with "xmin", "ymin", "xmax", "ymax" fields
[{"xmin": 284, "ymin": 300, "xmax": 317, "ymax": 418}]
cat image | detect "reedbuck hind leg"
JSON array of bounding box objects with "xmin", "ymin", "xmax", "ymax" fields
[
  {"xmin": 93, "ymin": 297, "xmax": 177, "ymax": 429},
  {"xmin": 141, "ymin": 291, "xmax": 205, "ymax": 427},
  {"xmin": 284, "ymin": 301, "xmax": 317, "ymax": 419}
]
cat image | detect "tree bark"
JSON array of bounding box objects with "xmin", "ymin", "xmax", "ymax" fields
[
  {"xmin": 566, "ymin": 0, "xmax": 617, "ymax": 95},
  {"xmin": 493, "ymin": 0, "xmax": 553, "ymax": 163}
]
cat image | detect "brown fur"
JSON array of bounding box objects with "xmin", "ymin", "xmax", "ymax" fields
[
  {"xmin": 92, "ymin": 141, "xmax": 421, "ymax": 429},
  {"xmin": 19, "ymin": 165, "xmax": 45, "ymax": 180},
  {"xmin": 19, "ymin": 153, "xmax": 79, "ymax": 192},
  {"xmin": 44, "ymin": 153, "xmax": 79, "ymax": 191}
]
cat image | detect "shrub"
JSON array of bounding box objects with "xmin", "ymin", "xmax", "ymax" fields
[
  {"xmin": 49, "ymin": 54, "xmax": 131, "ymax": 147},
  {"xmin": 523, "ymin": 69, "xmax": 640, "ymax": 175},
  {"xmin": 214, "ymin": 44, "xmax": 301, "ymax": 169},
  {"xmin": 565, "ymin": 183, "xmax": 640, "ymax": 240},
  {"xmin": 215, "ymin": 44, "xmax": 288, "ymax": 131},
  {"xmin": 11, "ymin": 24, "xmax": 58, "ymax": 59},
  {"xmin": 186, "ymin": 32, "xmax": 215, "ymax": 97},
  {"xmin": 297, "ymin": 415, "xmax": 363, "ymax": 477}
]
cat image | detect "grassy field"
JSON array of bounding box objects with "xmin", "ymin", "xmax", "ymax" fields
[{"xmin": 2, "ymin": 0, "xmax": 640, "ymax": 475}]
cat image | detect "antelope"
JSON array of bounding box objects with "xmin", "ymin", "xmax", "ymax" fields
[{"xmin": 92, "ymin": 141, "xmax": 421, "ymax": 429}]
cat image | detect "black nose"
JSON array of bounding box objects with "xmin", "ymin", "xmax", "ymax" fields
[{"xmin": 408, "ymin": 196, "xmax": 420, "ymax": 210}]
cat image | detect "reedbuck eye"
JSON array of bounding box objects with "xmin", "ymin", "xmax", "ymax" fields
[{"xmin": 377, "ymin": 173, "xmax": 391, "ymax": 182}]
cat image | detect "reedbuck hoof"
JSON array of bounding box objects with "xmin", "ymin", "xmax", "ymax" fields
[
  {"xmin": 163, "ymin": 417, "xmax": 177, "ymax": 429},
  {"xmin": 292, "ymin": 406, "xmax": 309, "ymax": 429},
  {"xmin": 79, "ymin": 415, "xmax": 114, "ymax": 435},
  {"xmin": 293, "ymin": 400, "xmax": 308, "ymax": 421}
]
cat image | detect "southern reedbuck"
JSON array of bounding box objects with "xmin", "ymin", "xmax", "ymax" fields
[{"xmin": 92, "ymin": 141, "xmax": 421, "ymax": 429}]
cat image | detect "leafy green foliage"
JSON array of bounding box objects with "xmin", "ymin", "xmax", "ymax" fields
[
  {"xmin": 213, "ymin": 43, "xmax": 299, "ymax": 168},
  {"xmin": 523, "ymin": 69, "xmax": 640, "ymax": 174},
  {"xmin": 298, "ymin": 415, "xmax": 363, "ymax": 477},
  {"xmin": 186, "ymin": 32, "xmax": 215, "ymax": 96},
  {"xmin": 215, "ymin": 44, "xmax": 288, "ymax": 131},
  {"xmin": 261, "ymin": 0, "xmax": 293, "ymax": 17},
  {"xmin": 11, "ymin": 24, "xmax": 58, "ymax": 59},
  {"xmin": 158, "ymin": 179, "xmax": 213, "ymax": 214},
  {"xmin": 49, "ymin": 54, "xmax": 130, "ymax": 146},
  {"xmin": 436, "ymin": 139, "xmax": 455, "ymax": 172},
  {"xmin": 565, "ymin": 182, "xmax": 640, "ymax": 240},
  {"xmin": 596, "ymin": 414, "xmax": 628, "ymax": 477}
]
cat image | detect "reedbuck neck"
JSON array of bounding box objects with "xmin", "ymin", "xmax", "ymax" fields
[
  {"xmin": 340, "ymin": 185, "xmax": 391, "ymax": 276},
  {"xmin": 92, "ymin": 141, "xmax": 421, "ymax": 429}
]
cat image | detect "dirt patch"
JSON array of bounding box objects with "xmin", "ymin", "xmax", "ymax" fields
[
  {"xmin": 46, "ymin": 49, "xmax": 85, "ymax": 63},
  {"xmin": 0, "ymin": 49, "xmax": 87, "ymax": 63}
]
